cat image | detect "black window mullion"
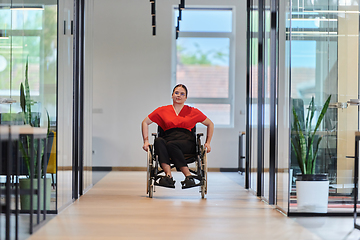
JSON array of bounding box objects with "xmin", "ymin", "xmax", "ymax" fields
[
  {"xmin": 268, "ymin": 0, "xmax": 279, "ymax": 205},
  {"xmin": 245, "ymin": 0, "xmax": 252, "ymax": 189},
  {"xmin": 257, "ymin": 0, "xmax": 265, "ymax": 197}
]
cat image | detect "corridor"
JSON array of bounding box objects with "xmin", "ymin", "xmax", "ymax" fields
[{"xmin": 28, "ymin": 171, "xmax": 360, "ymax": 240}]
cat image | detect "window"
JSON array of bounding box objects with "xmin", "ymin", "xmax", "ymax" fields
[{"xmin": 173, "ymin": 7, "xmax": 234, "ymax": 127}]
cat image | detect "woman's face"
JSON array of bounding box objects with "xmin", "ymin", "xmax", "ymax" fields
[{"xmin": 172, "ymin": 86, "xmax": 187, "ymax": 104}]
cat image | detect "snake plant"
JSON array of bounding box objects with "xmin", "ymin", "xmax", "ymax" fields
[
  {"xmin": 19, "ymin": 57, "xmax": 50, "ymax": 178},
  {"xmin": 291, "ymin": 95, "xmax": 331, "ymax": 175}
]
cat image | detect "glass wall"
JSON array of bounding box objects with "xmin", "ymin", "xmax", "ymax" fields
[
  {"xmin": 0, "ymin": 1, "xmax": 58, "ymax": 237},
  {"xmin": 248, "ymin": 0, "xmax": 277, "ymax": 202},
  {"xmin": 288, "ymin": 0, "xmax": 359, "ymax": 214},
  {"xmin": 248, "ymin": 0, "xmax": 360, "ymax": 215},
  {"xmin": 263, "ymin": 0, "xmax": 271, "ymax": 201},
  {"xmin": 0, "ymin": 0, "xmax": 58, "ymax": 211},
  {"xmin": 249, "ymin": 0, "xmax": 259, "ymax": 194},
  {"xmin": 276, "ymin": 0, "xmax": 291, "ymax": 213}
]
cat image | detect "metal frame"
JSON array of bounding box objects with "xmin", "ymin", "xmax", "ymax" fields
[
  {"xmin": 245, "ymin": 0, "xmax": 280, "ymax": 204},
  {"xmin": 72, "ymin": 0, "xmax": 85, "ymax": 199},
  {"xmin": 245, "ymin": 0, "xmax": 251, "ymax": 190},
  {"xmin": 257, "ymin": 0, "xmax": 265, "ymax": 197},
  {"xmin": 268, "ymin": 0, "xmax": 279, "ymax": 205},
  {"xmin": 354, "ymin": 133, "xmax": 360, "ymax": 230}
]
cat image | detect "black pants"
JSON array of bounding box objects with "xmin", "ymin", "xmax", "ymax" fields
[{"xmin": 154, "ymin": 128, "xmax": 196, "ymax": 170}]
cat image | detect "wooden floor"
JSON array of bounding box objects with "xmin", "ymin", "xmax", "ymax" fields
[{"xmin": 27, "ymin": 171, "xmax": 354, "ymax": 240}]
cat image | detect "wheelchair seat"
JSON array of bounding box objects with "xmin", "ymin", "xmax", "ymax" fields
[
  {"xmin": 157, "ymin": 126, "xmax": 197, "ymax": 166},
  {"xmin": 146, "ymin": 125, "xmax": 208, "ymax": 198}
]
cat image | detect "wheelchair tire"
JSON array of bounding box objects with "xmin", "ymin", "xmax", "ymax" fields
[
  {"xmin": 200, "ymin": 146, "xmax": 208, "ymax": 198},
  {"xmin": 147, "ymin": 146, "xmax": 153, "ymax": 194},
  {"xmin": 204, "ymin": 151, "xmax": 207, "ymax": 194},
  {"xmin": 201, "ymin": 185, "xmax": 206, "ymax": 199},
  {"xmin": 149, "ymin": 184, "xmax": 154, "ymax": 198}
]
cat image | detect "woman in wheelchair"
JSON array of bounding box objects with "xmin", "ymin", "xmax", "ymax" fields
[{"xmin": 142, "ymin": 84, "xmax": 214, "ymax": 189}]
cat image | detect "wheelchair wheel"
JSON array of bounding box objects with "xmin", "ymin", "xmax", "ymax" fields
[
  {"xmin": 147, "ymin": 146, "xmax": 154, "ymax": 197},
  {"xmin": 149, "ymin": 184, "xmax": 154, "ymax": 198},
  {"xmin": 201, "ymin": 185, "xmax": 206, "ymax": 199},
  {"xmin": 200, "ymin": 147, "xmax": 208, "ymax": 199}
]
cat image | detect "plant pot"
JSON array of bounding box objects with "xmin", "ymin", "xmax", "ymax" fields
[
  {"xmin": 296, "ymin": 174, "xmax": 329, "ymax": 213},
  {"xmin": 19, "ymin": 178, "xmax": 51, "ymax": 210}
]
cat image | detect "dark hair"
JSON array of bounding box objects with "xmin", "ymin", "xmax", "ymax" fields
[{"xmin": 172, "ymin": 84, "xmax": 188, "ymax": 97}]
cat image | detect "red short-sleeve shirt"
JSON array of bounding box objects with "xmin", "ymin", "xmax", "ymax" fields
[{"xmin": 148, "ymin": 105, "xmax": 207, "ymax": 131}]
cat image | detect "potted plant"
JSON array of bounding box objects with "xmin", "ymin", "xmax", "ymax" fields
[
  {"xmin": 291, "ymin": 95, "xmax": 331, "ymax": 213},
  {"xmin": 18, "ymin": 58, "xmax": 51, "ymax": 210}
]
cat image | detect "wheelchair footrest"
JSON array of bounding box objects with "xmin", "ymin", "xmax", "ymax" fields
[
  {"xmin": 154, "ymin": 182, "xmax": 175, "ymax": 189},
  {"xmin": 181, "ymin": 183, "xmax": 202, "ymax": 189},
  {"xmin": 181, "ymin": 176, "xmax": 203, "ymax": 189},
  {"xmin": 154, "ymin": 176, "xmax": 176, "ymax": 189}
]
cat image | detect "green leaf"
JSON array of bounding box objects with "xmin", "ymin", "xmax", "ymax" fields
[
  {"xmin": 291, "ymin": 95, "xmax": 331, "ymax": 175},
  {"xmin": 25, "ymin": 57, "xmax": 32, "ymax": 126}
]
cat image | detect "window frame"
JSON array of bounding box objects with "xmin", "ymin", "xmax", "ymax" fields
[{"xmin": 171, "ymin": 6, "xmax": 235, "ymax": 128}]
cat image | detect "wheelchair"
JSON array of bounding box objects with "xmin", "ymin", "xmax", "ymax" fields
[{"xmin": 146, "ymin": 126, "xmax": 208, "ymax": 198}]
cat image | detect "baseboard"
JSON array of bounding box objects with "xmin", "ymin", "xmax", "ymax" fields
[
  {"xmin": 92, "ymin": 166, "xmax": 146, "ymax": 171},
  {"xmin": 112, "ymin": 167, "xmax": 147, "ymax": 171},
  {"xmin": 219, "ymin": 168, "xmax": 239, "ymax": 172},
  {"xmin": 92, "ymin": 166, "xmax": 113, "ymax": 171},
  {"xmin": 92, "ymin": 166, "xmax": 237, "ymax": 172}
]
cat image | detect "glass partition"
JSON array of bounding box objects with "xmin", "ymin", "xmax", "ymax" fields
[
  {"xmin": 249, "ymin": 1, "xmax": 258, "ymax": 193},
  {"xmin": 0, "ymin": 1, "xmax": 58, "ymax": 213},
  {"xmin": 263, "ymin": 0, "xmax": 271, "ymax": 202},
  {"xmin": 288, "ymin": 0, "xmax": 359, "ymax": 214}
]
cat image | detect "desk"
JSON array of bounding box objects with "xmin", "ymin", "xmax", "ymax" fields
[
  {"xmin": 0, "ymin": 125, "xmax": 19, "ymax": 240},
  {"xmin": 0, "ymin": 126, "xmax": 48, "ymax": 238}
]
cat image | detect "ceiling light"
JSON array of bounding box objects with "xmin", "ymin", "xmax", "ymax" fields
[{"xmin": 10, "ymin": 6, "xmax": 44, "ymax": 11}]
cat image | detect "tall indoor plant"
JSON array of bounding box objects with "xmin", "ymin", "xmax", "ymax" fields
[
  {"xmin": 18, "ymin": 58, "xmax": 51, "ymax": 210},
  {"xmin": 291, "ymin": 95, "xmax": 331, "ymax": 213},
  {"xmin": 19, "ymin": 58, "xmax": 50, "ymax": 178}
]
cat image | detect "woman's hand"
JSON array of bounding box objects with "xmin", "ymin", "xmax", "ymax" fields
[
  {"xmin": 204, "ymin": 142, "xmax": 211, "ymax": 153},
  {"xmin": 202, "ymin": 118, "xmax": 214, "ymax": 154},
  {"xmin": 143, "ymin": 141, "xmax": 150, "ymax": 152},
  {"xmin": 142, "ymin": 117, "xmax": 153, "ymax": 152}
]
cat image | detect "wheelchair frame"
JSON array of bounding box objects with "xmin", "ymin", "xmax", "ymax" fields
[{"xmin": 146, "ymin": 127, "xmax": 208, "ymax": 198}]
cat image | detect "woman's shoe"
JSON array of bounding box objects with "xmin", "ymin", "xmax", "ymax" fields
[
  {"xmin": 181, "ymin": 176, "xmax": 196, "ymax": 189},
  {"xmin": 158, "ymin": 175, "xmax": 176, "ymax": 188}
]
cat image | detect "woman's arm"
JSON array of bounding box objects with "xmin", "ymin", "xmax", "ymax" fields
[
  {"xmin": 201, "ymin": 118, "xmax": 214, "ymax": 153},
  {"xmin": 142, "ymin": 116, "xmax": 153, "ymax": 151}
]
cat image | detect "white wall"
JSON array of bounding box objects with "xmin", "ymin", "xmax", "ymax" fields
[
  {"xmin": 92, "ymin": 0, "xmax": 247, "ymax": 168},
  {"xmin": 83, "ymin": 0, "xmax": 94, "ymax": 192}
]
